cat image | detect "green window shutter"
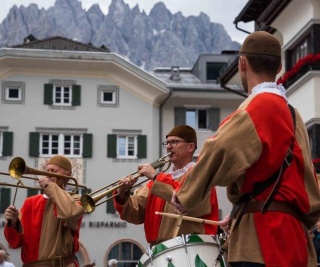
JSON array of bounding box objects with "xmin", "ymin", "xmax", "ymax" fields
[
  {"xmin": 72, "ymin": 85, "xmax": 81, "ymax": 106},
  {"xmin": 0, "ymin": 188, "xmax": 11, "ymax": 213},
  {"xmin": 137, "ymin": 135, "xmax": 147, "ymax": 159},
  {"xmin": 2, "ymin": 132, "xmax": 13, "ymax": 156},
  {"xmin": 29, "ymin": 132, "xmax": 40, "ymax": 157},
  {"xmin": 44, "ymin": 83, "xmax": 53, "ymax": 105},
  {"xmin": 80, "ymin": 187, "xmax": 91, "ymax": 195},
  {"xmin": 107, "ymin": 134, "xmax": 117, "ymax": 158},
  {"xmin": 27, "ymin": 188, "xmax": 39, "ymax": 197},
  {"xmin": 174, "ymin": 107, "xmax": 186, "ymax": 126},
  {"xmin": 106, "ymin": 193, "xmax": 116, "ymax": 213},
  {"xmin": 208, "ymin": 108, "xmax": 220, "ymax": 131},
  {"xmin": 82, "ymin": 133, "xmax": 93, "ymax": 158}
]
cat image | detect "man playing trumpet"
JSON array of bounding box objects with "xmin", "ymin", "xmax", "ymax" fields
[
  {"xmin": 4, "ymin": 155, "xmax": 84, "ymax": 267},
  {"xmin": 114, "ymin": 125, "xmax": 219, "ymax": 246}
]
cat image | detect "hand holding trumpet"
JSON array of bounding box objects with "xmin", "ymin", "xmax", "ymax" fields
[
  {"xmin": 137, "ymin": 164, "xmax": 158, "ymax": 180},
  {"xmin": 116, "ymin": 164, "xmax": 159, "ymax": 204},
  {"xmin": 115, "ymin": 175, "xmax": 139, "ymax": 204}
]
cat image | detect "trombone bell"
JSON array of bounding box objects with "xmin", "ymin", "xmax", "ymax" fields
[
  {"xmin": 9, "ymin": 157, "xmax": 26, "ymax": 179},
  {"xmin": 8, "ymin": 157, "xmax": 80, "ymax": 194}
]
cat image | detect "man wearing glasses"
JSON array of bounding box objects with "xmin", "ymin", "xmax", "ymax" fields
[{"xmin": 114, "ymin": 125, "xmax": 219, "ymax": 246}]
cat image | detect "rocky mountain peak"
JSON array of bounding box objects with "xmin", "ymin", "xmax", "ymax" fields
[{"xmin": 0, "ymin": 0, "xmax": 240, "ymax": 71}]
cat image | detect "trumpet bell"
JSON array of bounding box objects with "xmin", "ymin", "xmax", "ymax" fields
[{"xmin": 81, "ymin": 195, "xmax": 96, "ymax": 213}]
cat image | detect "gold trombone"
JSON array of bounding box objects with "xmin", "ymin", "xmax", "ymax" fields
[
  {"xmin": 4, "ymin": 157, "xmax": 82, "ymax": 194},
  {"xmin": 81, "ymin": 152, "xmax": 172, "ymax": 213}
]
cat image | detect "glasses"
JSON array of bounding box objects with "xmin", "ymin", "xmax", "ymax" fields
[{"xmin": 162, "ymin": 139, "xmax": 188, "ymax": 148}]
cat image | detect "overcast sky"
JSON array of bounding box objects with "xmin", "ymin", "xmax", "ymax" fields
[{"xmin": 1, "ymin": 0, "xmax": 254, "ymax": 43}]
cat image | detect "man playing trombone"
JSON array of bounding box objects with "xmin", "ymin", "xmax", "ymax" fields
[
  {"xmin": 4, "ymin": 155, "xmax": 84, "ymax": 267},
  {"xmin": 113, "ymin": 125, "xmax": 219, "ymax": 246}
]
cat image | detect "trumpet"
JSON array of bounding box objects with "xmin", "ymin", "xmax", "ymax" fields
[
  {"xmin": 6, "ymin": 157, "xmax": 81, "ymax": 194},
  {"xmin": 81, "ymin": 152, "xmax": 172, "ymax": 213}
]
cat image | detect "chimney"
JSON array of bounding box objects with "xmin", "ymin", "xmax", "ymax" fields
[{"xmin": 170, "ymin": 66, "xmax": 181, "ymax": 81}]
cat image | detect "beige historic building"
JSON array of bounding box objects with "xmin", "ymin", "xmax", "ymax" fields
[{"xmin": 0, "ymin": 36, "xmax": 243, "ymax": 266}]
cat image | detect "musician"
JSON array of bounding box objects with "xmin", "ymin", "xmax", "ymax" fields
[
  {"xmin": 171, "ymin": 31, "xmax": 320, "ymax": 266},
  {"xmin": 4, "ymin": 155, "xmax": 84, "ymax": 267},
  {"xmin": 114, "ymin": 125, "xmax": 219, "ymax": 246}
]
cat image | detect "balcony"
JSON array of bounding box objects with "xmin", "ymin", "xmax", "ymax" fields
[{"xmin": 277, "ymin": 53, "xmax": 320, "ymax": 88}]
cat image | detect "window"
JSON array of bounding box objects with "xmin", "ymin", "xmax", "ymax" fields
[
  {"xmin": 29, "ymin": 130, "xmax": 92, "ymax": 158},
  {"xmin": 107, "ymin": 240, "xmax": 144, "ymax": 267},
  {"xmin": 186, "ymin": 109, "xmax": 208, "ymax": 129},
  {"xmin": 98, "ymin": 85, "xmax": 119, "ymax": 107},
  {"xmin": 0, "ymin": 130, "xmax": 13, "ymax": 157},
  {"xmin": 54, "ymin": 85, "xmax": 72, "ymax": 105},
  {"xmin": 207, "ymin": 62, "xmax": 225, "ymax": 80},
  {"xmin": 107, "ymin": 132, "xmax": 146, "ymax": 159},
  {"xmin": 175, "ymin": 107, "xmax": 220, "ymax": 131},
  {"xmin": 2, "ymin": 81, "xmax": 25, "ymax": 104},
  {"xmin": 44, "ymin": 81, "xmax": 81, "ymax": 108},
  {"xmin": 118, "ymin": 136, "xmax": 136, "ymax": 158},
  {"xmin": 292, "ymin": 37, "xmax": 310, "ymax": 65},
  {"xmin": 285, "ymin": 24, "xmax": 320, "ymax": 72},
  {"xmin": 40, "ymin": 133, "xmax": 82, "ymax": 156}
]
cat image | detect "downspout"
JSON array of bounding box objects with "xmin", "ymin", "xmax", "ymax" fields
[
  {"xmin": 159, "ymin": 87, "xmax": 172, "ymax": 158},
  {"xmin": 235, "ymin": 21, "xmax": 251, "ymax": 35},
  {"xmin": 221, "ymin": 85, "xmax": 247, "ymax": 98}
]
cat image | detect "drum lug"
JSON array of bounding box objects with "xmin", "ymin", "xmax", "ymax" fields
[{"xmin": 166, "ymin": 255, "xmax": 172, "ymax": 263}]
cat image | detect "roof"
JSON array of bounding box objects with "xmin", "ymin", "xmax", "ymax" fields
[
  {"xmin": 153, "ymin": 67, "xmax": 245, "ymax": 97},
  {"xmin": 11, "ymin": 35, "xmax": 110, "ymax": 52},
  {"xmin": 234, "ymin": 0, "xmax": 273, "ymax": 24},
  {"xmin": 234, "ymin": 0, "xmax": 292, "ymax": 27}
]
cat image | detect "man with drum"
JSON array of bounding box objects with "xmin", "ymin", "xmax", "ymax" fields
[
  {"xmin": 114, "ymin": 125, "xmax": 219, "ymax": 246},
  {"xmin": 171, "ymin": 31, "xmax": 320, "ymax": 266}
]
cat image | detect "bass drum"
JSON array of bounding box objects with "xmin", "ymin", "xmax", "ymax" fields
[{"xmin": 137, "ymin": 234, "xmax": 230, "ymax": 267}]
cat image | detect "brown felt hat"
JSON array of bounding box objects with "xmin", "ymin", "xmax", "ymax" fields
[
  {"xmin": 166, "ymin": 125, "xmax": 197, "ymax": 148},
  {"xmin": 47, "ymin": 155, "xmax": 72, "ymax": 172},
  {"xmin": 240, "ymin": 31, "xmax": 281, "ymax": 58}
]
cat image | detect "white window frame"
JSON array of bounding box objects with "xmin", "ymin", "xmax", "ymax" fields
[
  {"xmin": 2, "ymin": 81, "xmax": 25, "ymax": 104},
  {"xmin": 53, "ymin": 85, "xmax": 72, "ymax": 106},
  {"xmin": 40, "ymin": 132, "xmax": 83, "ymax": 157},
  {"xmin": 98, "ymin": 85, "xmax": 119, "ymax": 107},
  {"xmin": 117, "ymin": 135, "xmax": 137, "ymax": 159}
]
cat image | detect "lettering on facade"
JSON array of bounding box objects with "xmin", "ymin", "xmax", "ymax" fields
[{"xmin": 87, "ymin": 221, "xmax": 127, "ymax": 228}]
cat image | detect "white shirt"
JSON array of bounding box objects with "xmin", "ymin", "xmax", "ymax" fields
[
  {"xmin": 0, "ymin": 261, "xmax": 15, "ymax": 267},
  {"xmin": 251, "ymin": 82, "xmax": 287, "ymax": 102},
  {"xmin": 169, "ymin": 162, "xmax": 195, "ymax": 179}
]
